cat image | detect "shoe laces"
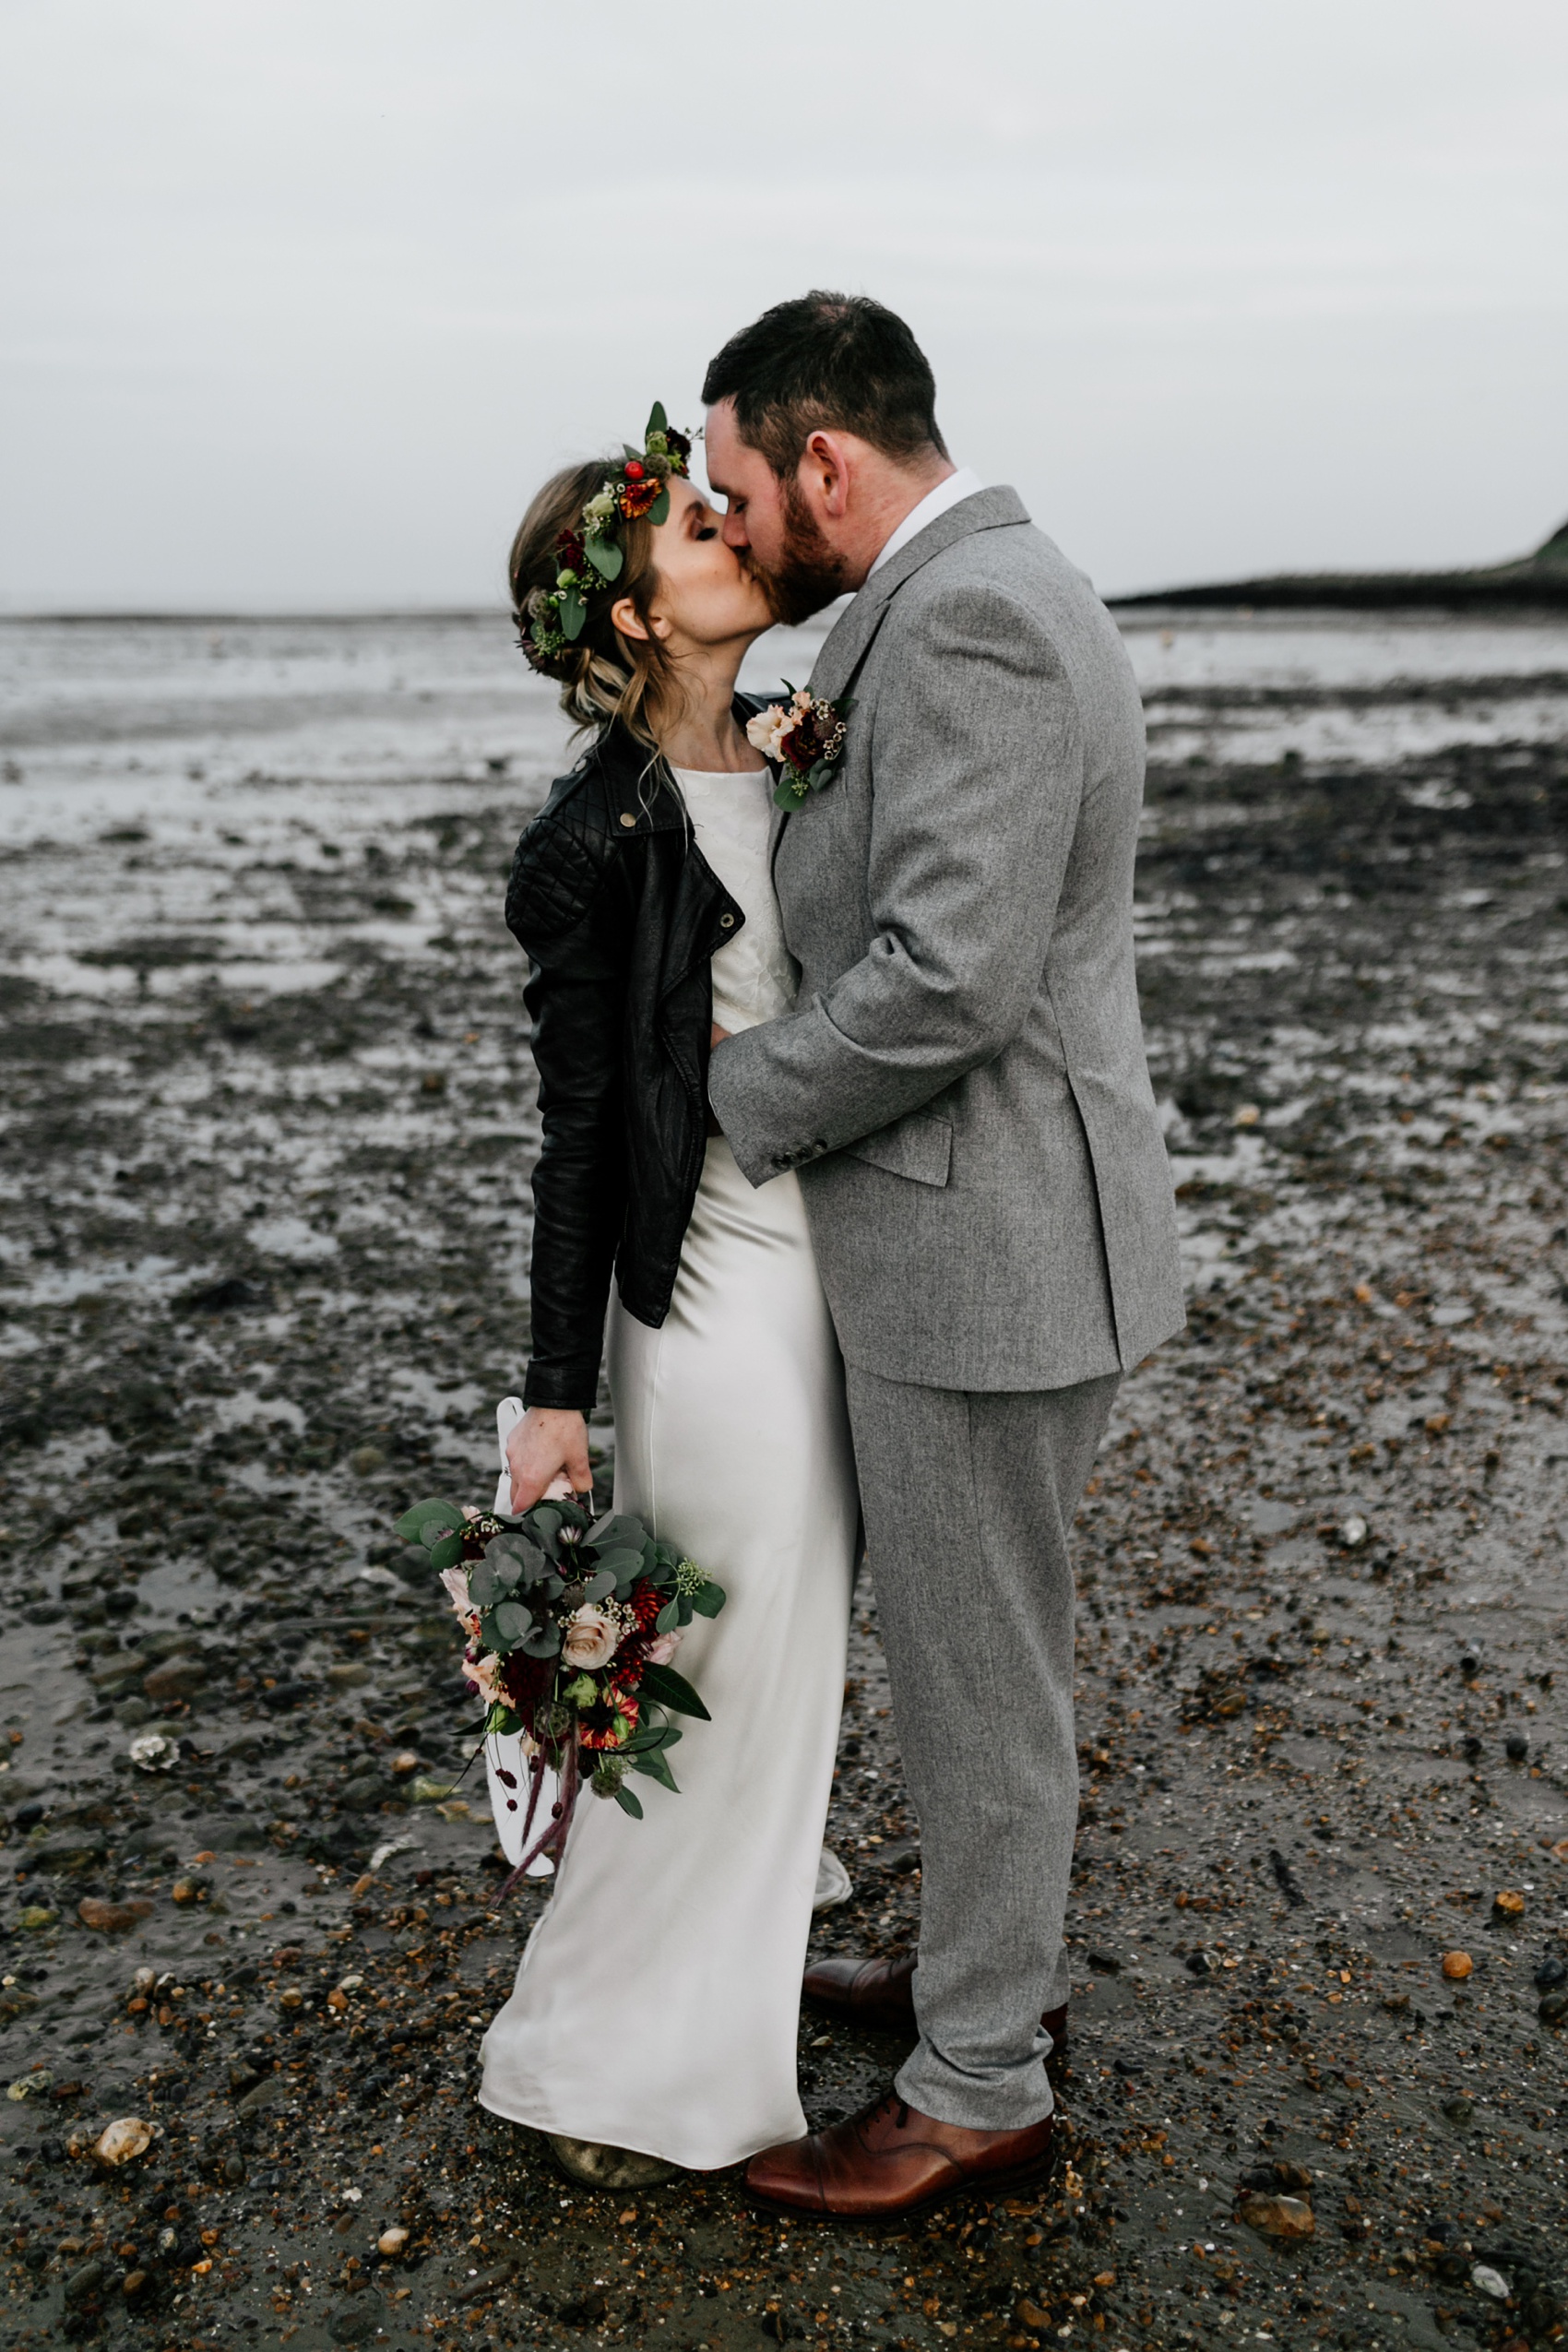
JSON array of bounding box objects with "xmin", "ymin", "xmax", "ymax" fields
[{"xmin": 863, "ymin": 2090, "xmax": 909, "ymax": 2133}]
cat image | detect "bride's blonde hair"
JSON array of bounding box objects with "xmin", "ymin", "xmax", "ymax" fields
[{"xmin": 508, "ymin": 457, "xmax": 677, "ymax": 750}]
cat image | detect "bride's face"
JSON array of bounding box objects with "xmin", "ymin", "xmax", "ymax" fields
[{"xmin": 616, "ymin": 475, "xmax": 774, "ymax": 655}]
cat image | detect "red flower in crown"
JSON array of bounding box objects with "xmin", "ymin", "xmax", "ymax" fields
[{"xmin": 616, "ymin": 471, "xmax": 665, "ymax": 521}]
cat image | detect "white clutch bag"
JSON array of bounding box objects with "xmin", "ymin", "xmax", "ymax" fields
[{"xmin": 485, "ymin": 1396, "xmax": 563, "ymax": 1878}]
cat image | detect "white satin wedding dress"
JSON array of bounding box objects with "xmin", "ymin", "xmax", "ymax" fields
[{"xmin": 479, "ymin": 763, "xmax": 860, "ymax": 2171}]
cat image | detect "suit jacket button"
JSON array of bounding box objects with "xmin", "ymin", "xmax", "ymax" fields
[{"xmin": 619, "ymin": 812, "xmax": 636, "ymax": 828}]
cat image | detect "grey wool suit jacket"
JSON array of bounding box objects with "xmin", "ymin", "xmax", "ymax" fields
[{"xmin": 706, "ymin": 485, "xmax": 1185, "ymax": 1394}]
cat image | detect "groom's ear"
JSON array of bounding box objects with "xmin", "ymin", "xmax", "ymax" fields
[{"xmin": 800, "ymin": 430, "xmax": 852, "ymax": 521}]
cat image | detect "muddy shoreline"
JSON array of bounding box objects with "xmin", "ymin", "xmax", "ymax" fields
[{"xmin": 2, "ymin": 617, "xmax": 1567, "ymax": 2350}]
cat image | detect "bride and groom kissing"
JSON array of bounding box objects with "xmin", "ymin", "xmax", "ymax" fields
[{"xmin": 478, "ymin": 291, "xmax": 1184, "ymax": 2218}]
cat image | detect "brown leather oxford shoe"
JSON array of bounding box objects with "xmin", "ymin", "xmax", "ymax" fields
[
  {"xmin": 746, "ymin": 2089, "xmax": 1057, "ymax": 2219},
  {"xmin": 802, "ymin": 1952, "xmax": 1068, "ymax": 2057}
]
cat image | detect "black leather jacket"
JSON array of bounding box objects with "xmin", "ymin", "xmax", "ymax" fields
[{"xmin": 505, "ymin": 708, "xmax": 760, "ymax": 1411}]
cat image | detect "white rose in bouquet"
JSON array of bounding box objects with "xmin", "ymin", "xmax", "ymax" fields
[{"xmin": 562, "ymin": 1602, "xmax": 619, "ymax": 1670}]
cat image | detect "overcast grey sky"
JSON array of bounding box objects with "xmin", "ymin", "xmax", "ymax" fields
[{"xmin": 2, "ymin": 0, "xmax": 1564, "ymax": 610}]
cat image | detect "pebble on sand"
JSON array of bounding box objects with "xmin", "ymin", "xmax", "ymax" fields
[
  {"xmin": 93, "ymin": 2116, "xmax": 152, "ymax": 2167},
  {"xmin": 77, "ymin": 1896, "xmax": 153, "ymax": 1932},
  {"xmin": 377, "ymin": 2226, "xmax": 410, "ymax": 2256},
  {"xmin": 1441, "ymin": 1950, "xmax": 1473, "ymax": 1980},
  {"xmin": 1238, "ymin": 2193, "xmax": 1314, "ymax": 2239}
]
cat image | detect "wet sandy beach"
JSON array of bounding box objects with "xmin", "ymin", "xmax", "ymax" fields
[{"xmin": 2, "ymin": 605, "xmax": 1567, "ymax": 2351}]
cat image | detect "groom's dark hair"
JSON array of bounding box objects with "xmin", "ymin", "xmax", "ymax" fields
[{"xmin": 702, "ymin": 291, "xmax": 949, "ymax": 477}]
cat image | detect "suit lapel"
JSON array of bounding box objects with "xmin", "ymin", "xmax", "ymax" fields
[
  {"xmin": 770, "ymin": 484, "xmax": 1029, "ymax": 875},
  {"xmin": 806, "ymin": 485, "xmax": 1029, "ymax": 704}
]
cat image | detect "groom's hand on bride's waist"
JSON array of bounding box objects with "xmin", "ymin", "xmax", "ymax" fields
[{"xmin": 506, "ymin": 1407, "xmax": 591, "ymax": 1513}]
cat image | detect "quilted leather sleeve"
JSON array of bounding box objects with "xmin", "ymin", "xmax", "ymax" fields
[
  {"xmin": 505, "ymin": 810, "xmax": 615, "ymax": 966},
  {"xmin": 506, "ymin": 808, "xmax": 630, "ymax": 1413}
]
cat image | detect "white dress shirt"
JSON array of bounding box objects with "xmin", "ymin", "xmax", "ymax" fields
[{"xmin": 865, "ymin": 464, "xmax": 984, "ymax": 578}]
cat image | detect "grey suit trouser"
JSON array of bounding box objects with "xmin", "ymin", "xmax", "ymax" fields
[{"xmin": 844, "ymin": 1365, "xmax": 1120, "ymax": 2132}]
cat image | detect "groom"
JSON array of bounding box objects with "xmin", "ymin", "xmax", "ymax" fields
[{"xmin": 703, "ymin": 291, "xmax": 1184, "ymax": 2216}]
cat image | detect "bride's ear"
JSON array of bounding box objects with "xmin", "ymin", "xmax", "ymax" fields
[{"xmin": 611, "ymin": 596, "xmax": 672, "ymax": 646}]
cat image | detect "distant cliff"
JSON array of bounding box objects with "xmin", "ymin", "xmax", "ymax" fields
[{"xmin": 1112, "ymin": 517, "xmax": 1568, "ymax": 612}]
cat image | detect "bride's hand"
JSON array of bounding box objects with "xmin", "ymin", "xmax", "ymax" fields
[
  {"xmin": 506, "ymin": 1407, "xmax": 592, "ymax": 1514},
  {"xmin": 710, "ymin": 1023, "xmax": 731, "ymax": 1048}
]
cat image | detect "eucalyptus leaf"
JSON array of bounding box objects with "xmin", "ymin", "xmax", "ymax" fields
[
  {"xmin": 398, "ymin": 1498, "xmax": 463, "ymax": 1542},
  {"xmin": 591, "ymin": 1546, "xmax": 644, "ymax": 1579},
  {"xmin": 584, "ymin": 536, "xmax": 623, "ymax": 582},
  {"xmin": 559, "ymin": 589, "xmax": 586, "ymax": 642},
  {"xmin": 492, "ymin": 1600, "xmax": 532, "ymax": 1645},
  {"xmin": 648, "ymin": 486, "xmax": 671, "ymax": 528},
  {"xmin": 500, "ymin": 1537, "xmax": 550, "ymax": 1585},
  {"xmin": 690, "ymin": 1581, "xmax": 726, "ymax": 1619},
  {"xmin": 588, "ymin": 1513, "xmax": 645, "ymax": 1550},
  {"xmin": 490, "ymin": 1532, "xmax": 539, "ymax": 1566},
  {"xmin": 428, "ymin": 1532, "xmax": 463, "ymax": 1574},
  {"xmin": 613, "ymin": 1784, "xmax": 644, "ymax": 1819},
  {"xmin": 639, "ymin": 1662, "xmax": 710, "ymax": 1720},
  {"xmin": 420, "ymin": 1498, "xmax": 467, "ymax": 1529},
  {"xmin": 583, "ymin": 1567, "xmax": 617, "ymax": 1602},
  {"xmin": 655, "ymin": 1598, "xmax": 680, "ymax": 1634},
  {"xmin": 469, "ymin": 1561, "xmax": 505, "ymax": 1608},
  {"xmin": 520, "ymin": 1624, "xmax": 562, "ymax": 1658}
]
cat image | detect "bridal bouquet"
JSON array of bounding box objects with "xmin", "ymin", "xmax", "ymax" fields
[{"xmin": 393, "ymin": 1492, "xmax": 725, "ymax": 1887}]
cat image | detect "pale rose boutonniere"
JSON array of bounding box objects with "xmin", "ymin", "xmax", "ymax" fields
[{"xmin": 746, "ymin": 683, "xmax": 852, "ymax": 813}]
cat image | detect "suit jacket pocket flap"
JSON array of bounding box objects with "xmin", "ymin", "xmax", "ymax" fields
[{"xmin": 845, "ymin": 1111, "xmax": 952, "ymax": 1188}]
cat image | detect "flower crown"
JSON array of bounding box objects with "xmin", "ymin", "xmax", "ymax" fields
[{"xmin": 521, "ymin": 403, "xmax": 694, "ymax": 674}]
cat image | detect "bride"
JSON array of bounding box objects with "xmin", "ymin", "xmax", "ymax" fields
[{"xmin": 478, "ymin": 412, "xmax": 859, "ymax": 2185}]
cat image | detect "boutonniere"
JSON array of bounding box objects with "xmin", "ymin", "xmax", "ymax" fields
[{"xmin": 745, "ymin": 684, "xmax": 852, "ymax": 814}]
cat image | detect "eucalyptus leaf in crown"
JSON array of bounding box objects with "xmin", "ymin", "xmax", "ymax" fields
[{"xmin": 520, "ymin": 403, "xmax": 695, "ymax": 672}]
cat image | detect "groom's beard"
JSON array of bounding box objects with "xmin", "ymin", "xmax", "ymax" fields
[{"xmin": 750, "ymin": 479, "xmax": 853, "ymax": 626}]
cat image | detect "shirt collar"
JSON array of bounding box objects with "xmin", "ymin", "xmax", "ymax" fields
[{"xmin": 864, "ymin": 465, "xmax": 985, "ymax": 580}]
